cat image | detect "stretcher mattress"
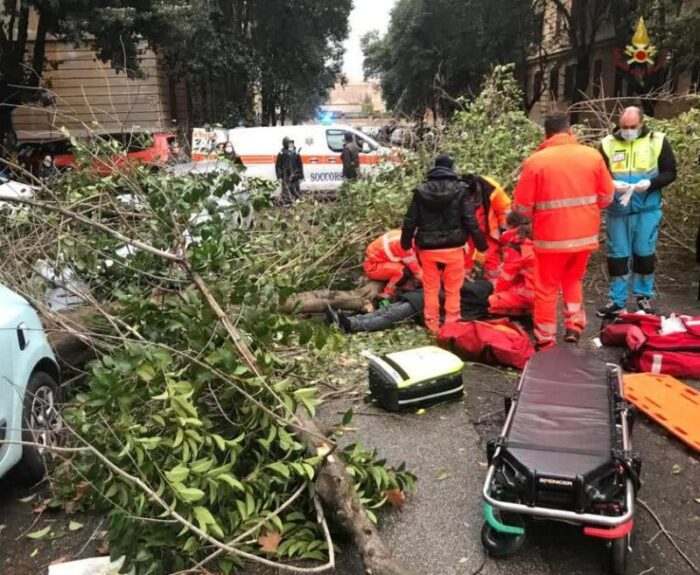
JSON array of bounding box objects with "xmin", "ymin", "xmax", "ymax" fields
[{"xmin": 503, "ymin": 347, "xmax": 614, "ymax": 480}]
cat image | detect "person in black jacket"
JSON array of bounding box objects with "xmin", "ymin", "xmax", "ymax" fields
[
  {"xmin": 401, "ymin": 154, "xmax": 487, "ymax": 333},
  {"xmin": 340, "ymin": 131, "xmax": 361, "ymax": 181},
  {"xmin": 325, "ymin": 280, "xmax": 493, "ymax": 333},
  {"xmin": 275, "ymin": 137, "xmax": 304, "ymax": 205}
]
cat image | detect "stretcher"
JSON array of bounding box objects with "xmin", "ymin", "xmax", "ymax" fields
[
  {"xmin": 624, "ymin": 373, "xmax": 700, "ymax": 452},
  {"xmin": 482, "ymin": 347, "xmax": 640, "ymax": 574}
]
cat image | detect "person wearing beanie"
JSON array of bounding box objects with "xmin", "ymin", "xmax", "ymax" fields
[{"xmin": 401, "ymin": 154, "xmax": 487, "ymax": 333}]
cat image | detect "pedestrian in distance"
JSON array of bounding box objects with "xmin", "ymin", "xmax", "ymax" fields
[
  {"xmin": 401, "ymin": 154, "xmax": 488, "ymax": 334},
  {"xmin": 597, "ymin": 106, "xmax": 677, "ymax": 318},
  {"xmin": 340, "ymin": 131, "xmax": 361, "ymax": 181},
  {"xmin": 513, "ymin": 112, "xmax": 614, "ymax": 350},
  {"xmin": 275, "ymin": 137, "xmax": 304, "ymax": 205}
]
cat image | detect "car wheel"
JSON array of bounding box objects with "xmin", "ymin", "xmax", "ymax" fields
[{"xmin": 17, "ymin": 371, "xmax": 62, "ymax": 483}]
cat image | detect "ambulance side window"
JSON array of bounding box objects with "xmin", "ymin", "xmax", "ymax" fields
[{"xmin": 326, "ymin": 130, "xmax": 346, "ymax": 153}]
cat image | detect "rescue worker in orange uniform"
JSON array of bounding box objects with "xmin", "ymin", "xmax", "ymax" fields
[
  {"xmin": 462, "ymin": 174, "xmax": 512, "ymax": 283},
  {"xmin": 401, "ymin": 155, "xmax": 487, "ymax": 333},
  {"xmin": 488, "ymin": 211, "xmax": 534, "ymax": 317},
  {"xmin": 363, "ymin": 229, "xmax": 422, "ymax": 301},
  {"xmin": 513, "ymin": 112, "xmax": 614, "ymax": 350}
]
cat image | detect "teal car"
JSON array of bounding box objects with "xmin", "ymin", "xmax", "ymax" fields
[{"xmin": 0, "ymin": 284, "xmax": 61, "ymax": 482}]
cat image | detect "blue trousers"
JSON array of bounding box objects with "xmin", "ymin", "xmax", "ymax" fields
[{"xmin": 606, "ymin": 210, "xmax": 662, "ymax": 306}]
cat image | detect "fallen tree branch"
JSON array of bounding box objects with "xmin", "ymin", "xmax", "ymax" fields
[
  {"xmin": 293, "ymin": 410, "xmax": 420, "ymax": 575},
  {"xmin": 638, "ymin": 498, "xmax": 700, "ymax": 574}
]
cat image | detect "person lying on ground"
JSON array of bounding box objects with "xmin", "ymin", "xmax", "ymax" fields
[
  {"xmin": 325, "ymin": 279, "xmax": 494, "ymax": 334},
  {"xmin": 328, "ymin": 212, "xmax": 534, "ymax": 334},
  {"xmin": 363, "ymin": 229, "xmax": 422, "ymax": 302}
]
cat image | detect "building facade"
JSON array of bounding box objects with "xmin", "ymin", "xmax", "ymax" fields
[{"xmin": 526, "ymin": 0, "xmax": 700, "ymax": 122}]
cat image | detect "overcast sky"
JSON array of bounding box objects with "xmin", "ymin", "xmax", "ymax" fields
[{"xmin": 342, "ymin": 0, "xmax": 395, "ymax": 81}]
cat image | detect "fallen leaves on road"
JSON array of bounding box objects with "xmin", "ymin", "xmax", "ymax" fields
[
  {"xmin": 27, "ymin": 526, "xmax": 52, "ymax": 540},
  {"xmin": 694, "ymin": 497, "xmax": 700, "ymax": 504},
  {"xmin": 50, "ymin": 555, "xmax": 71, "ymax": 566},
  {"xmin": 68, "ymin": 521, "xmax": 84, "ymax": 532},
  {"xmin": 672, "ymin": 464, "xmax": 683, "ymax": 475},
  {"xmin": 437, "ymin": 468, "xmax": 452, "ymax": 481},
  {"xmin": 385, "ymin": 489, "xmax": 406, "ymax": 510},
  {"xmin": 18, "ymin": 493, "xmax": 37, "ymax": 503},
  {"xmin": 258, "ymin": 531, "xmax": 283, "ymax": 554}
]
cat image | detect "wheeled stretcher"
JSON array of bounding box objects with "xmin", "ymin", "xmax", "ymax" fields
[{"xmin": 482, "ymin": 347, "xmax": 641, "ymax": 574}]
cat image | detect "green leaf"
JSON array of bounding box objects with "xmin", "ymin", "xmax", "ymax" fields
[
  {"xmin": 268, "ymin": 462, "xmax": 290, "ymax": 479},
  {"xmin": 219, "ymin": 474, "xmax": 245, "ymax": 492},
  {"xmin": 173, "ymin": 484, "xmax": 205, "ymax": 503},
  {"xmin": 137, "ymin": 363, "xmax": 156, "ymax": 382},
  {"xmin": 27, "ymin": 526, "xmax": 52, "ymax": 540},
  {"xmin": 68, "ymin": 521, "xmax": 84, "ymax": 532},
  {"xmin": 165, "ymin": 466, "xmax": 190, "ymax": 483},
  {"xmin": 342, "ymin": 408, "xmax": 354, "ymax": 426},
  {"xmin": 193, "ymin": 506, "xmax": 216, "ymax": 527}
]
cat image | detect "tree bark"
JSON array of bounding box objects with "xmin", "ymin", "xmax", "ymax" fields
[
  {"xmin": 294, "ymin": 410, "xmax": 421, "ymax": 575},
  {"xmin": 279, "ymin": 281, "xmax": 385, "ymax": 315}
]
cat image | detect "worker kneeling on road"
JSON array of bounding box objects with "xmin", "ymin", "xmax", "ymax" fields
[
  {"xmin": 401, "ymin": 154, "xmax": 487, "ymax": 333},
  {"xmin": 461, "ymin": 174, "xmax": 512, "ymax": 284},
  {"xmin": 514, "ymin": 112, "xmax": 614, "ymax": 350},
  {"xmin": 363, "ymin": 229, "xmax": 422, "ymax": 303},
  {"xmin": 488, "ymin": 211, "xmax": 534, "ymax": 317},
  {"xmin": 597, "ymin": 106, "xmax": 677, "ymax": 318}
]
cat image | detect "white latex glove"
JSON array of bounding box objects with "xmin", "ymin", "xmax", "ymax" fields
[
  {"xmin": 634, "ymin": 179, "xmax": 651, "ymax": 193},
  {"xmin": 613, "ymin": 180, "xmax": 632, "ymax": 193},
  {"xmin": 619, "ymin": 189, "xmax": 634, "ymax": 207}
]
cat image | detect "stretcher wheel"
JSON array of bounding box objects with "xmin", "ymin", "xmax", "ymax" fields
[
  {"xmin": 606, "ymin": 534, "xmax": 629, "ymax": 575},
  {"xmin": 481, "ymin": 512, "xmax": 527, "ymax": 558}
]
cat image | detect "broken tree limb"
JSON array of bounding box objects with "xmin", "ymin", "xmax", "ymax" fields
[
  {"xmin": 294, "ymin": 410, "xmax": 420, "ymax": 575},
  {"xmin": 280, "ymin": 281, "xmax": 385, "ymax": 314}
]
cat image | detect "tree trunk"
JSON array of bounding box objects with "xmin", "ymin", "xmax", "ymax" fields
[
  {"xmin": 30, "ymin": 10, "xmax": 50, "ymax": 87},
  {"xmin": 279, "ymin": 281, "xmax": 385, "ymax": 315},
  {"xmin": 570, "ymin": 51, "xmax": 592, "ymax": 124},
  {"xmin": 294, "ymin": 410, "xmax": 421, "ymax": 575}
]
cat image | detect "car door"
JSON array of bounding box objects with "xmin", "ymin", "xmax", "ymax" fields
[
  {"xmin": 304, "ymin": 129, "xmax": 344, "ymax": 191},
  {"xmin": 0, "ymin": 327, "xmax": 16, "ymax": 472}
]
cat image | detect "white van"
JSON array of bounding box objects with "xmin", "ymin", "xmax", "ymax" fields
[{"xmin": 192, "ymin": 125, "xmax": 397, "ymax": 192}]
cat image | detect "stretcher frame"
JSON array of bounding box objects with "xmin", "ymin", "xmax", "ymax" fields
[{"xmin": 482, "ymin": 362, "xmax": 635, "ymax": 532}]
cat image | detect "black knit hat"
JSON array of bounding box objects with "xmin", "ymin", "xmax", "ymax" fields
[{"xmin": 434, "ymin": 154, "xmax": 454, "ymax": 169}]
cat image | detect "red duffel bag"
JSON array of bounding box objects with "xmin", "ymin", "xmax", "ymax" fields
[
  {"xmin": 622, "ymin": 314, "xmax": 700, "ymax": 378},
  {"xmin": 437, "ymin": 318, "xmax": 534, "ymax": 370}
]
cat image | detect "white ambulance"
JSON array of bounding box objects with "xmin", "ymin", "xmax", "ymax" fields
[{"xmin": 191, "ymin": 125, "xmax": 397, "ymax": 192}]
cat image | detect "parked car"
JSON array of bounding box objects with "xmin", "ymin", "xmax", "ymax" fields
[
  {"xmin": 0, "ymin": 283, "xmax": 61, "ymax": 482},
  {"xmin": 17, "ymin": 131, "xmax": 178, "ymax": 177}
]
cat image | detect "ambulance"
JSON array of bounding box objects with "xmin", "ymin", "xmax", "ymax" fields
[{"xmin": 191, "ymin": 125, "xmax": 397, "ymax": 192}]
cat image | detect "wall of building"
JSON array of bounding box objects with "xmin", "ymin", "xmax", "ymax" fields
[{"xmin": 13, "ymin": 33, "xmax": 182, "ymax": 140}]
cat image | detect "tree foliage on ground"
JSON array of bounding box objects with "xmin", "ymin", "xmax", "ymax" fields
[{"xmin": 361, "ymin": 0, "xmax": 538, "ymax": 120}]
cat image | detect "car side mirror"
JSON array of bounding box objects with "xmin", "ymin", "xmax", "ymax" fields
[{"xmin": 362, "ymin": 142, "xmax": 371, "ymax": 154}]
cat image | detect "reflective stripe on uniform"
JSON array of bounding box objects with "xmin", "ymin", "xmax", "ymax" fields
[
  {"xmin": 382, "ymin": 232, "xmax": 401, "ymax": 262},
  {"xmin": 514, "ymin": 203, "xmax": 533, "ymax": 217},
  {"xmin": 402, "ymin": 255, "xmax": 417, "ymax": 265},
  {"xmin": 565, "ymin": 303, "xmax": 582, "ymax": 313},
  {"xmin": 534, "ymin": 234, "xmax": 599, "ymax": 250},
  {"xmin": 651, "ymin": 354, "xmax": 662, "ymax": 374},
  {"xmin": 535, "ymin": 195, "xmax": 598, "ymax": 211}
]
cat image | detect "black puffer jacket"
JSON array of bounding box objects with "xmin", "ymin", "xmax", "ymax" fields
[{"xmin": 401, "ymin": 166, "xmax": 487, "ymax": 251}]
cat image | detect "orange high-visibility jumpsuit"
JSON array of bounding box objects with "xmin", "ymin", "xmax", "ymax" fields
[
  {"xmin": 513, "ymin": 133, "xmax": 614, "ymax": 348},
  {"xmin": 488, "ymin": 228, "xmax": 534, "ymax": 316},
  {"xmin": 363, "ymin": 230, "xmax": 422, "ymax": 297},
  {"xmin": 465, "ymin": 176, "xmax": 512, "ymax": 282}
]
